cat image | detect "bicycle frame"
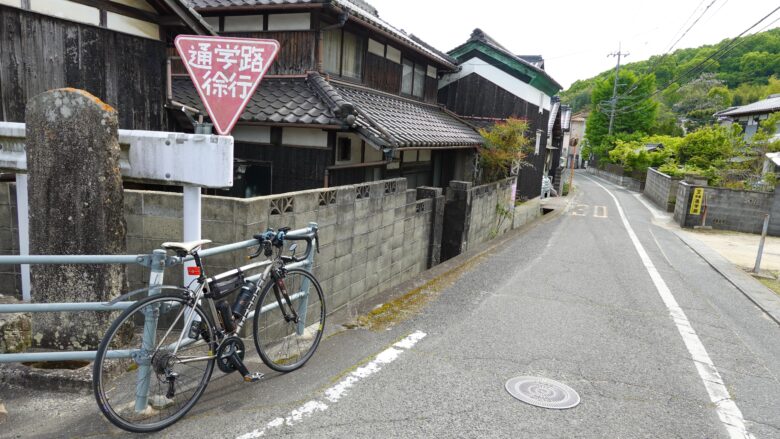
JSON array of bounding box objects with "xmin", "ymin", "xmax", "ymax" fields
[{"xmin": 128, "ymin": 237, "xmax": 316, "ymax": 414}]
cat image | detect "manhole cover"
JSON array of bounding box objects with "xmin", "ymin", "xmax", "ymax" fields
[{"xmin": 505, "ymin": 376, "xmax": 580, "ymax": 409}]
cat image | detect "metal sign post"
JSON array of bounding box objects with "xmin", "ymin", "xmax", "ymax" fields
[{"xmin": 174, "ymin": 35, "xmax": 280, "ymax": 135}]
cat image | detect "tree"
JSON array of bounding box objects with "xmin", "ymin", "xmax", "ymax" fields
[
  {"xmin": 672, "ymin": 74, "xmax": 731, "ymax": 131},
  {"xmin": 585, "ymin": 70, "xmax": 657, "ymax": 155},
  {"xmin": 478, "ymin": 118, "xmax": 532, "ymax": 184},
  {"xmin": 676, "ymin": 124, "xmax": 742, "ymax": 169}
]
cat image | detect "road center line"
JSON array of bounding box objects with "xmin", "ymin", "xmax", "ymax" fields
[
  {"xmin": 586, "ymin": 176, "xmax": 754, "ymax": 439},
  {"xmin": 236, "ymin": 330, "xmax": 427, "ymax": 439}
]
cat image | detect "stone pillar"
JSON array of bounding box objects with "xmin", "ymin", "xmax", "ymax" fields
[
  {"xmin": 441, "ymin": 181, "xmax": 473, "ymax": 262},
  {"xmin": 26, "ymin": 89, "xmax": 126, "ymax": 350},
  {"xmin": 416, "ymin": 186, "xmax": 444, "ymax": 268}
]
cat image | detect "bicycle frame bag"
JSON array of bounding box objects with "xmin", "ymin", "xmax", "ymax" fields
[{"xmin": 207, "ymin": 269, "xmax": 244, "ymax": 300}]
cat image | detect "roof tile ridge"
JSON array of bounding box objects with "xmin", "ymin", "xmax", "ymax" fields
[{"xmin": 305, "ymin": 71, "xmax": 355, "ymax": 121}]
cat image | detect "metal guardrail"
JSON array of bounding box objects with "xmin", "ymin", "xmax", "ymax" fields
[{"xmin": 0, "ymin": 223, "xmax": 318, "ymax": 364}]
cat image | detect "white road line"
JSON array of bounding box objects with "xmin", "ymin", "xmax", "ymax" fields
[
  {"xmin": 587, "ymin": 177, "xmax": 754, "ymax": 439},
  {"xmin": 633, "ymin": 193, "xmax": 672, "ymax": 220},
  {"xmin": 236, "ymin": 330, "xmax": 427, "ymax": 439}
]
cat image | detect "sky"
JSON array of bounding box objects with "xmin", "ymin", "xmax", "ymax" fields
[{"xmin": 367, "ymin": 0, "xmax": 780, "ymax": 90}]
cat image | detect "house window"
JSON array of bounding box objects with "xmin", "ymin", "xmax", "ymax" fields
[
  {"xmin": 323, "ymin": 29, "xmax": 364, "ymax": 80},
  {"xmin": 401, "ymin": 59, "xmax": 425, "ymax": 98},
  {"xmin": 338, "ymin": 137, "xmax": 352, "ymax": 161}
]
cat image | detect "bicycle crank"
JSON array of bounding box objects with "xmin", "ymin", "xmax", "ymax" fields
[{"xmin": 216, "ymin": 336, "xmax": 263, "ymax": 382}]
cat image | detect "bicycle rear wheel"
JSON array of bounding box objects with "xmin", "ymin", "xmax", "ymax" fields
[
  {"xmin": 93, "ymin": 293, "xmax": 216, "ymax": 433},
  {"xmin": 253, "ymin": 268, "xmax": 325, "ymax": 372}
]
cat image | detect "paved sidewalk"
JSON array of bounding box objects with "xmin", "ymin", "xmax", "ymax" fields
[{"xmin": 677, "ymin": 228, "xmax": 780, "ymax": 272}]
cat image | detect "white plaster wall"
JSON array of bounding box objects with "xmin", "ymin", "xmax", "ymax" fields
[
  {"xmin": 30, "ymin": 0, "xmax": 100, "ymax": 26},
  {"xmin": 267, "ymin": 13, "xmax": 310, "ymax": 31},
  {"xmin": 439, "ymin": 57, "xmax": 552, "ymax": 111},
  {"xmin": 335, "ymin": 133, "xmax": 363, "ymax": 165},
  {"xmin": 283, "ymin": 127, "xmax": 328, "ymax": 148},
  {"xmin": 107, "ymin": 11, "xmax": 160, "ymax": 40},
  {"xmin": 232, "ymin": 125, "xmax": 271, "ymax": 144},
  {"xmin": 110, "ymin": 0, "xmax": 155, "ymax": 12},
  {"xmin": 224, "ymin": 15, "xmax": 263, "ymax": 32}
]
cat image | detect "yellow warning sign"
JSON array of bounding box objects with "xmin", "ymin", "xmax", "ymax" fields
[{"xmin": 690, "ymin": 188, "xmax": 704, "ymax": 215}]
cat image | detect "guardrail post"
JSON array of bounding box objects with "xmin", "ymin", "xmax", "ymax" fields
[
  {"xmin": 134, "ymin": 249, "xmax": 166, "ymax": 413},
  {"xmin": 296, "ymin": 223, "xmax": 317, "ymax": 336}
]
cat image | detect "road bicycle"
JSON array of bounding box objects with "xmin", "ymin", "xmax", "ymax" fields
[{"xmin": 92, "ymin": 226, "xmax": 325, "ymax": 433}]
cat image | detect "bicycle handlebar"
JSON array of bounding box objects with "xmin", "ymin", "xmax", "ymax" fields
[{"xmin": 250, "ymin": 225, "xmax": 319, "ymax": 262}]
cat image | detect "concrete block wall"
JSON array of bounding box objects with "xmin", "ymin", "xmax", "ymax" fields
[
  {"xmin": 674, "ymin": 182, "xmax": 775, "ymax": 234},
  {"xmin": 587, "ymin": 167, "xmax": 643, "ymax": 192},
  {"xmin": 644, "ymin": 168, "xmax": 680, "ymax": 212},
  {"xmin": 467, "ymin": 178, "xmax": 515, "ymax": 247},
  {"xmin": 513, "ymin": 197, "xmax": 542, "ymax": 229},
  {"xmin": 0, "ymin": 182, "xmax": 19, "ymax": 298},
  {"xmin": 1, "ymin": 179, "xmax": 441, "ymax": 320}
]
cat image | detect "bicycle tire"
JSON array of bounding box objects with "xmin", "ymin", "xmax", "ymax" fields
[
  {"xmin": 253, "ymin": 268, "xmax": 325, "ymax": 372},
  {"xmin": 93, "ymin": 293, "xmax": 216, "ymax": 433}
]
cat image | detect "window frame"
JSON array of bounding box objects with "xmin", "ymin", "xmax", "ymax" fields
[
  {"xmin": 400, "ymin": 57, "xmax": 426, "ymax": 99},
  {"xmin": 322, "ymin": 27, "xmax": 366, "ymax": 82}
]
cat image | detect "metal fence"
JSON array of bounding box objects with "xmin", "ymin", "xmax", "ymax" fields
[{"xmin": 0, "ymin": 223, "xmax": 318, "ymax": 364}]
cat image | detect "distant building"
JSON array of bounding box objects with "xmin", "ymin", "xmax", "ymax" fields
[
  {"xmin": 715, "ymin": 94, "xmax": 780, "ymax": 142},
  {"xmin": 437, "ymin": 28, "xmax": 564, "ymax": 200}
]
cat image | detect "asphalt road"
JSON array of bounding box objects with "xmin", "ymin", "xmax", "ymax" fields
[{"xmin": 3, "ymin": 171, "xmax": 780, "ymax": 438}]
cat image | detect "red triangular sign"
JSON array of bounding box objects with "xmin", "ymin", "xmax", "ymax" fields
[{"xmin": 174, "ymin": 36, "xmax": 280, "ymax": 135}]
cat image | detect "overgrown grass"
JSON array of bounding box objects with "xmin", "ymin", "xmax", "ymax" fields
[
  {"xmin": 754, "ymin": 272, "xmax": 780, "ymax": 298},
  {"xmin": 352, "ymin": 254, "xmax": 487, "ymax": 331}
]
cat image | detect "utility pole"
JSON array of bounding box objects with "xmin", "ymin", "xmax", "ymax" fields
[{"xmin": 607, "ymin": 44, "xmax": 629, "ymax": 136}]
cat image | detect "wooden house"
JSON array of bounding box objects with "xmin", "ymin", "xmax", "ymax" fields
[
  {"xmin": 0, "ymin": 0, "xmax": 212, "ymax": 131},
  {"xmin": 438, "ymin": 29, "xmax": 565, "ymax": 200},
  {"xmin": 170, "ymin": 0, "xmax": 484, "ymax": 196}
]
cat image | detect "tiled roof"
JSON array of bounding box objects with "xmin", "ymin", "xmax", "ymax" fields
[
  {"xmin": 171, "ymin": 73, "xmax": 482, "ymax": 148},
  {"xmin": 171, "ymin": 76, "xmax": 340, "ymax": 125},
  {"xmin": 332, "ymin": 82, "xmax": 483, "ymax": 148},
  {"xmin": 717, "ymin": 95, "xmax": 780, "ymax": 117},
  {"xmin": 449, "ymin": 29, "xmax": 562, "ymax": 95},
  {"xmin": 185, "ymin": 0, "xmax": 317, "ymax": 7},
  {"xmin": 184, "ymin": 0, "xmax": 455, "ymax": 68}
]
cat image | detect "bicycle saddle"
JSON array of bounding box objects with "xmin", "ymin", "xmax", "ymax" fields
[{"xmin": 161, "ymin": 239, "xmax": 212, "ymax": 254}]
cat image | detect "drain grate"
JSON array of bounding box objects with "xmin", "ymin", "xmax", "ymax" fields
[{"xmin": 505, "ymin": 376, "xmax": 580, "ymax": 409}]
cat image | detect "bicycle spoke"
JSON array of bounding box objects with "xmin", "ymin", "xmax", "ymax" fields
[{"xmin": 93, "ymin": 295, "xmax": 215, "ymax": 432}]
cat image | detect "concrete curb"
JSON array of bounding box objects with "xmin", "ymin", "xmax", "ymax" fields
[
  {"xmin": 674, "ymin": 230, "xmax": 780, "ymax": 325},
  {"xmin": 327, "ymin": 196, "xmax": 570, "ymax": 334}
]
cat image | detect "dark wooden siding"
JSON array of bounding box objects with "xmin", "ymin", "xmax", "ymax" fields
[
  {"xmin": 424, "ymin": 76, "xmax": 438, "ymax": 103},
  {"xmin": 222, "ymin": 30, "xmax": 317, "ymax": 75},
  {"xmin": 235, "ymin": 142, "xmax": 329, "ymax": 194},
  {"xmin": 438, "ymin": 73, "xmax": 554, "ymax": 200},
  {"xmin": 0, "ymin": 6, "xmax": 167, "ymax": 130},
  {"xmin": 363, "ymin": 53, "xmax": 401, "ymax": 94}
]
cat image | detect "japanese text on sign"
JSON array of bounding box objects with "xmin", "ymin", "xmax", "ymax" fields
[
  {"xmin": 174, "ymin": 36, "xmax": 280, "ymax": 135},
  {"xmin": 690, "ymin": 188, "xmax": 704, "ymax": 215},
  {"xmin": 186, "ymin": 43, "xmax": 266, "ymax": 99}
]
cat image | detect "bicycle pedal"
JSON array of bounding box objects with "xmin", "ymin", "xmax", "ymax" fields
[{"xmin": 243, "ymin": 372, "xmax": 264, "ymax": 383}]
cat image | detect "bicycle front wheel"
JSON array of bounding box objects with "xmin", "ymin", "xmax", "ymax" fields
[
  {"xmin": 93, "ymin": 293, "xmax": 216, "ymax": 433},
  {"xmin": 253, "ymin": 268, "xmax": 325, "ymax": 372}
]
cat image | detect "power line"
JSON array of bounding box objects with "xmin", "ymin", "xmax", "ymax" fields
[
  {"xmin": 611, "ymin": 0, "xmax": 730, "ymax": 103},
  {"xmin": 666, "ymin": 0, "xmax": 721, "ymax": 53},
  {"xmin": 611, "ymin": 5, "xmax": 780, "ymax": 115}
]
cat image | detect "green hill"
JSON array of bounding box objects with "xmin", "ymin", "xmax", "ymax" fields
[{"xmin": 562, "ymin": 27, "xmax": 780, "ymax": 119}]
